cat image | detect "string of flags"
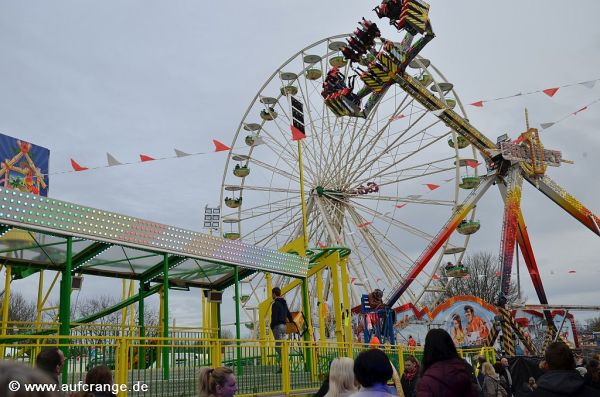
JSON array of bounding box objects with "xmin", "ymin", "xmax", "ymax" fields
[
  {"xmin": 52, "ymin": 77, "xmax": 597, "ymax": 177},
  {"xmin": 538, "ymin": 97, "xmax": 600, "ymax": 131},
  {"xmin": 468, "ymin": 77, "xmax": 599, "ymax": 108}
]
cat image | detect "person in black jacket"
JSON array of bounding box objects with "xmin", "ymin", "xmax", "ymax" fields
[
  {"xmin": 400, "ymin": 355, "xmax": 419, "ymax": 397},
  {"xmin": 530, "ymin": 342, "xmax": 597, "ymax": 397},
  {"xmin": 270, "ymin": 287, "xmax": 294, "ymax": 370}
]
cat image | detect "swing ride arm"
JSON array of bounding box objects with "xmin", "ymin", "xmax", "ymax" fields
[
  {"xmin": 385, "ymin": 174, "xmax": 496, "ymax": 306},
  {"xmin": 526, "ymin": 174, "xmax": 600, "ymax": 237}
]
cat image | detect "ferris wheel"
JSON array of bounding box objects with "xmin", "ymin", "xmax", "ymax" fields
[{"xmin": 219, "ymin": 35, "xmax": 481, "ymax": 321}]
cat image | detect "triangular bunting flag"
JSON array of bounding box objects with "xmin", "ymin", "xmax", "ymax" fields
[
  {"xmin": 389, "ymin": 113, "xmax": 406, "ymax": 121},
  {"xmin": 465, "ymin": 160, "xmax": 480, "ymax": 169},
  {"xmin": 470, "ymin": 101, "xmax": 484, "ymax": 107},
  {"xmin": 350, "ymin": 277, "xmax": 357, "ymax": 284},
  {"xmin": 70, "ymin": 159, "xmax": 88, "ymax": 172},
  {"xmin": 425, "ymin": 183, "xmax": 440, "ymax": 191},
  {"xmin": 291, "ymin": 125, "xmax": 306, "ymax": 141},
  {"xmin": 317, "ymin": 241, "xmax": 328, "ymax": 249},
  {"xmin": 358, "ymin": 221, "xmax": 372, "ymax": 228},
  {"xmin": 540, "ymin": 122, "xmax": 555, "ymax": 129},
  {"xmin": 431, "ymin": 109, "xmax": 445, "ymax": 117},
  {"xmin": 542, "ymin": 87, "xmax": 559, "ymax": 97},
  {"xmin": 432, "ymin": 274, "xmax": 439, "ymax": 280},
  {"xmin": 580, "ymin": 80, "xmax": 596, "ymax": 89},
  {"xmin": 495, "ymin": 271, "xmax": 501, "ymax": 277},
  {"xmin": 463, "ymin": 274, "xmax": 471, "ymax": 279},
  {"xmin": 447, "ymin": 276, "xmax": 454, "ymax": 281},
  {"xmin": 106, "ymin": 153, "xmax": 122, "ymax": 166},
  {"xmin": 395, "ymin": 203, "xmax": 406, "ymax": 208},
  {"xmin": 174, "ymin": 149, "xmax": 190, "ymax": 157},
  {"xmin": 140, "ymin": 154, "xmax": 155, "ymax": 162},
  {"xmin": 213, "ymin": 140, "xmax": 230, "ymax": 152},
  {"xmin": 568, "ymin": 270, "xmax": 576, "ymax": 274},
  {"xmin": 573, "ymin": 106, "xmax": 588, "ymax": 115}
]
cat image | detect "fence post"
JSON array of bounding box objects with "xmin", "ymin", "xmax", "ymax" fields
[{"xmin": 281, "ymin": 341, "xmax": 291, "ymax": 396}]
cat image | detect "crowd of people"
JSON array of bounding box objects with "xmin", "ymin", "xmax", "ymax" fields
[
  {"xmin": 310, "ymin": 328, "xmax": 600, "ymax": 397},
  {"xmin": 1, "ymin": 328, "xmax": 599, "ymax": 397}
]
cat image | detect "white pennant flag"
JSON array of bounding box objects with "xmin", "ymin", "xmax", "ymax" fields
[
  {"xmin": 580, "ymin": 80, "xmax": 596, "ymax": 89},
  {"xmin": 174, "ymin": 149, "xmax": 190, "ymax": 157},
  {"xmin": 540, "ymin": 122, "xmax": 555, "ymax": 129},
  {"xmin": 106, "ymin": 153, "xmax": 122, "ymax": 166}
]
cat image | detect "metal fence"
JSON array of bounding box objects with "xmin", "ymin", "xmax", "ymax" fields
[{"xmin": 0, "ymin": 331, "xmax": 495, "ymax": 397}]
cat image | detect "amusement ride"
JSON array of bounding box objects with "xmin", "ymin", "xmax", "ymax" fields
[{"xmin": 220, "ymin": 0, "xmax": 600, "ymax": 352}]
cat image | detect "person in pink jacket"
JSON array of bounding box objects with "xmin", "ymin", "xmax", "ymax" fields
[{"xmin": 416, "ymin": 329, "xmax": 479, "ymax": 397}]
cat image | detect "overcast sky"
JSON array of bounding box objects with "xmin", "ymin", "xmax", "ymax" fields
[{"xmin": 0, "ymin": 1, "xmax": 599, "ymax": 327}]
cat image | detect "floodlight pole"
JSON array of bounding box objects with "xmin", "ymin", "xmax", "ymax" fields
[{"xmin": 59, "ymin": 236, "xmax": 73, "ymax": 385}]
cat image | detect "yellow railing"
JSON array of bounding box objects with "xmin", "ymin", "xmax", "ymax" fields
[{"xmin": 0, "ymin": 333, "xmax": 495, "ymax": 397}]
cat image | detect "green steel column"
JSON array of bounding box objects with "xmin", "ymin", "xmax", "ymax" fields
[
  {"xmin": 162, "ymin": 254, "xmax": 169, "ymax": 379},
  {"xmin": 234, "ymin": 266, "xmax": 242, "ymax": 374},
  {"xmin": 301, "ymin": 278, "xmax": 312, "ymax": 371},
  {"xmin": 59, "ymin": 237, "xmax": 73, "ymax": 385},
  {"xmin": 138, "ymin": 284, "xmax": 145, "ymax": 369}
]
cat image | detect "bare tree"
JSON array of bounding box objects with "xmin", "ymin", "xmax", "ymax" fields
[
  {"xmin": 424, "ymin": 251, "xmax": 524, "ymax": 307},
  {"xmin": 0, "ymin": 291, "xmax": 36, "ymax": 333}
]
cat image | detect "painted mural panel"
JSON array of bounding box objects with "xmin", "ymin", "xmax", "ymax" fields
[{"xmin": 0, "ymin": 133, "xmax": 49, "ymax": 196}]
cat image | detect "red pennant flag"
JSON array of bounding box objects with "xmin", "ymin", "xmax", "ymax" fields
[
  {"xmin": 470, "ymin": 101, "xmax": 484, "ymax": 107},
  {"xmin": 70, "ymin": 159, "xmax": 88, "ymax": 172},
  {"xmin": 139, "ymin": 154, "xmax": 155, "ymax": 162},
  {"xmin": 568, "ymin": 270, "xmax": 576, "ymax": 274},
  {"xmin": 543, "ymin": 87, "xmax": 559, "ymax": 97},
  {"xmin": 389, "ymin": 113, "xmax": 406, "ymax": 121},
  {"xmin": 375, "ymin": 278, "xmax": 382, "ymax": 283},
  {"xmin": 291, "ymin": 125, "xmax": 306, "ymax": 141},
  {"xmin": 358, "ymin": 221, "xmax": 372, "ymax": 228},
  {"xmin": 495, "ymin": 271, "xmax": 501, "ymax": 277},
  {"xmin": 317, "ymin": 241, "xmax": 328, "ymax": 249},
  {"xmin": 465, "ymin": 160, "xmax": 480, "ymax": 169},
  {"xmin": 213, "ymin": 139, "xmax": 231, "ymax": 152},
  {"xmin": 432, "ymin": 274, "xmax": 439, "ymax": 280},
  {"xmin": 425, "ymin": 183, "xmax": 440, "ymax": 191},
  {"xmin": 350, "ymin": 277, "xmax": 357, "ymax": 284},
  {"xmin": 573, "ymin": 106, "xmax": 588, "ymax": 115},
  {"xmin": 395, "ymin": 203, "xmax": 406, "ymax": 208}
]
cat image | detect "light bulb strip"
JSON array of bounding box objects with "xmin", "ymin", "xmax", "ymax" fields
[{"xmin": 0, "ymin": 188, "xmax": 309, "ymax": 277}]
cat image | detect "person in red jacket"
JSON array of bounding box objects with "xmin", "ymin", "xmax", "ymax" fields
[{"xmin": 416, "ymin": 328, "xmax": 479, "ymax": 397}]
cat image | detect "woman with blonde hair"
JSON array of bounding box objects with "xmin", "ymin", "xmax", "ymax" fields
[
  {"xmin": 325, "ymin": 357, "xmax": 357, "ymax": 397},
  {"xmin": 198, "ymin": 367, "xmax": 237, "ymax": 397},
  {"xmin": 481, "ymin": 362, "xmax": 507, "ymax": 397}
]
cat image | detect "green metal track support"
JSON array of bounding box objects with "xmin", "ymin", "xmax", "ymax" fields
[
  {"xmin": 140, "ymin": 255, "xmax": 186, "ymax": 282},
  {"xmin": 59, "ymin": 236, "xmax": 72, "ymax": 385},
  {"xmin": 162, "ymin": 254, "xmax": 169, "ymax": 380},
  {"xmin": 234, "ymin": 266, "xmax": 241, "ymax": 374},
  {"xmin": 138, "ymin": 283, "xmax": 146, "ymax": 369}
]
